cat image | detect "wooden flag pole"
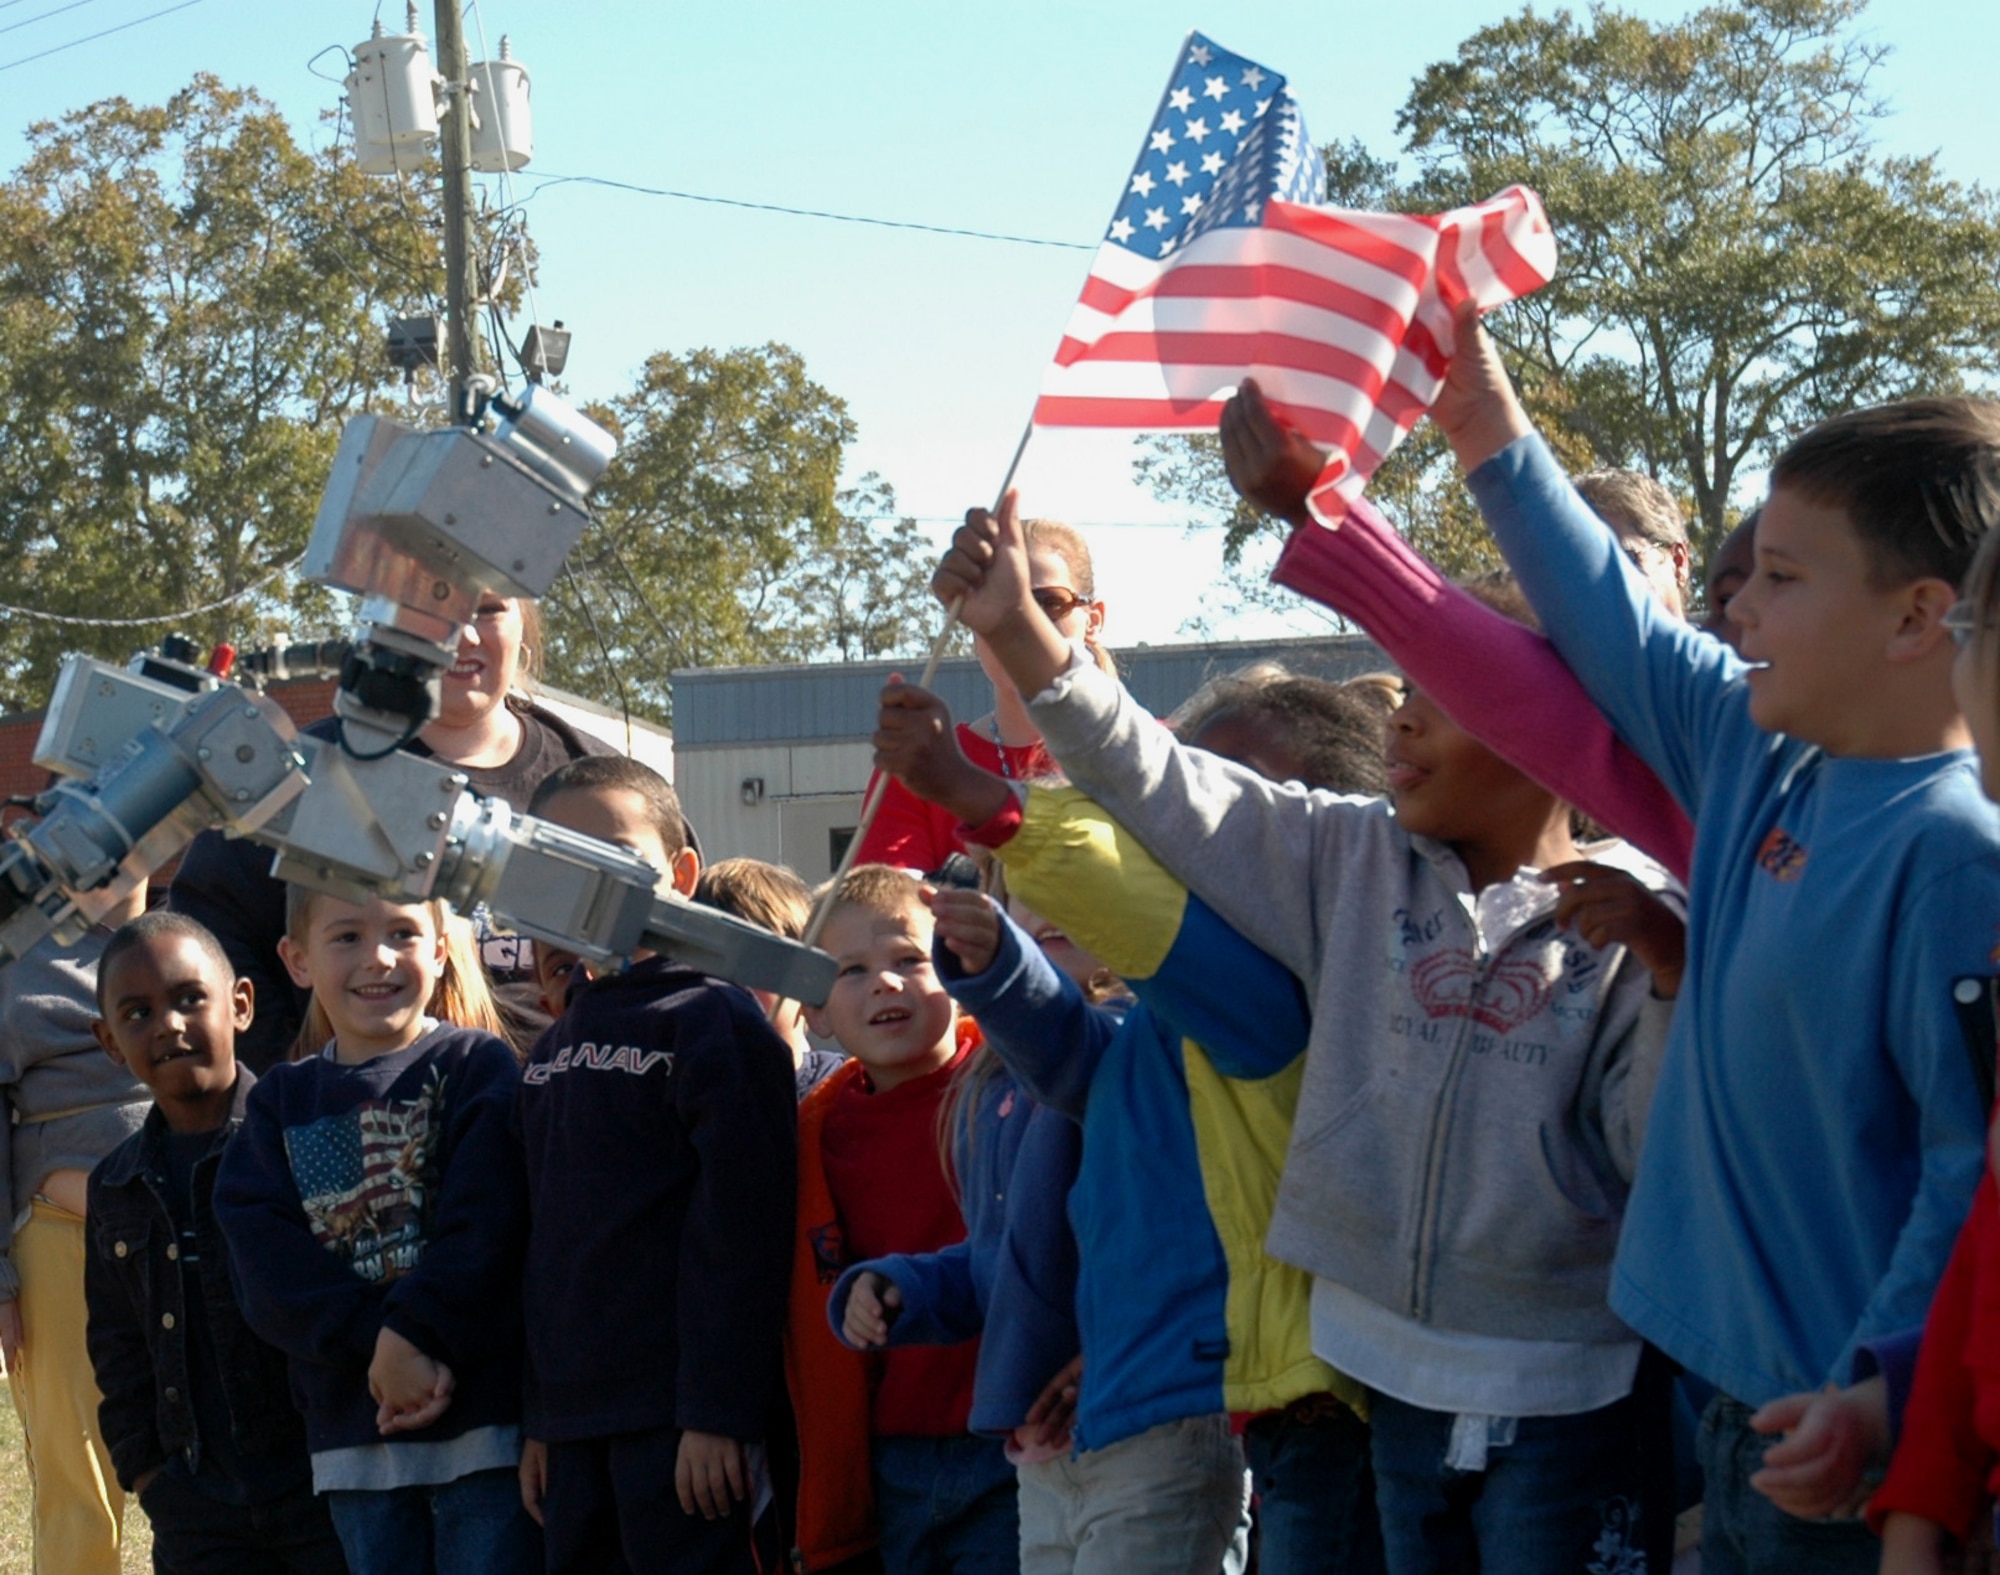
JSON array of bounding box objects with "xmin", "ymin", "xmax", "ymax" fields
[{"xmin": 798, "ymin": 418, "xmax": 1038, "ymax": 951}]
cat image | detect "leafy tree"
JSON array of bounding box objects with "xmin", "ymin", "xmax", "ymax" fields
[
  {"xmin": 1140, "ymin": 0, "xmax": 2000, "ymax": 588},
  {"xmin": 0, "ymin": 81, "xmax": 931, "ymax": 728},
  {"xmin": 0, "ymin": 76, "xmax": 481, "ymax": 708},
  {"xmin": 761, "ymin": 473, "xmax": 967, "ymax": 664},
  {"xmin": 1402, "ymin": 0, "xmax": 2000, "ymax": 551},
  {"xmin": 545, "ymin": 345, "xmax": 949, "ymax": 723}
]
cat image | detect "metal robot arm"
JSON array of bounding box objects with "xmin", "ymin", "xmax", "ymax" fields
[{"xmin": 0, "ymin": 389, "xmax": 837, "ymax": 1006}]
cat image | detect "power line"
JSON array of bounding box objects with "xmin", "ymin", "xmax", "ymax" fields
[
  {"xmin": 0, "ymin": 553, "xmax": 303, "ymax": 626},
  {"xmin": 0, "ymin": 0, "xmax": 213, "ymax": 73},
  {"xmin": 519, "ymin": 170, "xmax": 1095, "ymax": 253},
  {"xmin": 0, "ymin": 0, "xmax": 112, "ymax": 41},
  {"xmin": 556, "ymin": 561, "xmax": 634, "ymax": 752}
]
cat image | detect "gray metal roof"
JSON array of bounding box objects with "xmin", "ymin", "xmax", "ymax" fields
[{"xmin": 671, "ymin": 634, "xmax": 1391, "ymax": 747}]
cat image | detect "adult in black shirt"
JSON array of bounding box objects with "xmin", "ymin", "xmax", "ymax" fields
[{"xmin": 171, "ymin": 596, "xmax": 614, "ymax": 1070}]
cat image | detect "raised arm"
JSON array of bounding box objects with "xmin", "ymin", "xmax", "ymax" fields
[
  {"xmin": 1223, "ymin": 393, "xmax": 1699, "ymax": 881},
  {"xmin": 1273, "ymin": 512, "xmax": 1693, "ymax": 877},
  {"xmin": 990, "ymin": 786, "xmax": 1307, "ymax": 1083},
  {"xmin": 933, "ymin": 497, "xmax": 1373, "ymax": 983},
  {"xmin": 1425, "ymin": 307, "xmax": 1745, "ymax": 810},
  {"xmin": 935, "ymin": 898, "xmax": 1120, "ymax": 1119}
]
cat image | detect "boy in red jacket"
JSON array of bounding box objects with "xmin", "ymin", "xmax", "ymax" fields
[{"xmin": 786, "ymin": 865, "xmax": 1013, "ymax": 1574}]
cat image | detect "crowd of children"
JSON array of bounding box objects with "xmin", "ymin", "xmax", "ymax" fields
[{"xmin": 0, "ymin": 298, "xmax": 1996, "ymax": 1575}]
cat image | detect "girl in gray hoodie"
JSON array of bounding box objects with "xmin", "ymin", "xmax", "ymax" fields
[{"xmin": 938, "ymin": 496, "xmax": 1685, "ymax": 1575}]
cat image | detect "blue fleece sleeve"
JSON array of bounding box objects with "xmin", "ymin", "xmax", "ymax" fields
[
  {"xmin": 1838, "ymin": 856, "xmax": 1994, "ymax": 1377},
  {"xmin": 937, "ymin": 908, "xmax": 1118, "ymax": 1120},
  {"xmin": 1854, "ymin": 1324, "xmax": 1924, "ymax": 1444},
  {"xmin": 213, "ymin": 1071, "xmax": 385, "ymax": 1365},
  {"xmin": 380, "ymin": 1038, "xmax": 529, "ymax": 1371},
  {"xmin": 1466, "ymin": 433, "xmax": 1748, "ymax": 816},
  {"xmin": 997, "ymin": 787, "xmax": 1303, "ymax": 1081},
  {"xmin": 1129, "ymin": 893, "xmax": 1310, "ymax": 1082},
  {"xmin": 828, "ymin": 1246, "xmax": 984, "ymax": 1351}
]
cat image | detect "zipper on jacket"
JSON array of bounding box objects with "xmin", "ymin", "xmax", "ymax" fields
[{"xmin": 1404, "ymin": 957, "xmax": 1489, "ymax": 1323}]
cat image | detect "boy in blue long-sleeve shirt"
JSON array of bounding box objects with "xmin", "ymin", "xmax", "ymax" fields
[{"xmin": 1426, "ymin": 304, "xmax": 2000, "ymax": 1572}]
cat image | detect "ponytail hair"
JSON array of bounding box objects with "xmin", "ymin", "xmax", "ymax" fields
[
  {"xmin": 282, "ymin": 886, "xmax": 508, "ymax": 1060},
  {"xmin": 431, "ymin": 908, "xmax": 510, "ymax": 1046}
]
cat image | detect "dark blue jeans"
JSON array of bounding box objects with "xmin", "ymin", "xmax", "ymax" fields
[
  {"xmin": 139, "ymin": 1469, "xmax": 347, "ymax": 1575},
  {"xmin": 324, "ymin": 1465, "xmax": 539, "ymax": 1575},
  {"xmin": 870, "ymin": 1433, "xmax": 1018, "ymax": 1575},
  {"xmin": 1695, "ymin": 1395, "xmax": 1878, "ymax": 1575},
  {"xmin": 1244, "ymin": 1397, "xmax": 1385, "ymax": 1575},
  {"xmin": 543, "ymin": 1427, "xmax": 763, "ymax": 1575},
  {"xmin": 1367, "ymin": 1371, "xmax": 1672, "ymax": 1575}
]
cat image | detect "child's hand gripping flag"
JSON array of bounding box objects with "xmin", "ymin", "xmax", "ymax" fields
[{"xmin": 1033, "ymin": 30, "xmax": 1559, "ymax": 520}]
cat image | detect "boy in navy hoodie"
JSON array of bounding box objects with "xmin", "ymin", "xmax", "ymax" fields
[
  {"xmin": 86, "ymin": 911, "xmax": 345, "ymax": 1572},
  {"xmin": 515, "ymin": 756, "xmax": 797, "ymax": 1575}
]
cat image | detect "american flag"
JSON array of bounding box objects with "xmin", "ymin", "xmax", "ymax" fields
[{"xmin": 1033, "ymin": 32, "xmax": 1559, "ymax": 518}]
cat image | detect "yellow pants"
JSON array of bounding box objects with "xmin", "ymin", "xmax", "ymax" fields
[{"xmin": 7, "ymin": 1197, "xmax": 124, "ymax": 1575}]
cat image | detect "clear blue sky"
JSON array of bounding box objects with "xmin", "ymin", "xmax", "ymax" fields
[{"xmin": 4, "ymin": 0, "xmax": 1995, "ymax": 645}]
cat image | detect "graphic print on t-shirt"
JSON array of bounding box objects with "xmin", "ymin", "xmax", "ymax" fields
[
  {"xmin": 1408, "ymin": 949, "xmax": 1556, "ymax": 1033},
  {"xmin": 283, "ymin": 1069, "xmax": 445, "ymax": 1283}
]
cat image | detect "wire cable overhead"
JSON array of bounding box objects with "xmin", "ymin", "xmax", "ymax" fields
[
  {"xmin": 520, "ymin": 170, "xmax": 1094, "ymax": 253},
  {"xmin": 0, "ymin": 0, "xmax": 212, "ymax": 73},
  {"xmin": 0, "ymin": 553, "xmax": 304, "ymax": 627}
]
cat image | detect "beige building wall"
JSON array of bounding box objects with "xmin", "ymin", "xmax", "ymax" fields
[{"xmin": 674, "ymin": 741, "xmax": 871, "ymax": 881}]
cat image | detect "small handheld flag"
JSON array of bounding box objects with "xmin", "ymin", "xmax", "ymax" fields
[{"xmin": 1034, "ymin": 31, "xmax": 1558, "ymax": 518}]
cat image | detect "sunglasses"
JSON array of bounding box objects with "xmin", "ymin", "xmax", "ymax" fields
[
  {"xmin": 1944, "ymin": 601, "xmax": 1989, "ymax": 650},
  {"xmin": 1031, "ymin": 587, "xmax": 1093, "ymax": 621}
]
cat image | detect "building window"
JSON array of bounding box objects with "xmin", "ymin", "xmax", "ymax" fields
[{"xmin": 829, "ymin": 826, "xmax": 857, "ymax": 870}]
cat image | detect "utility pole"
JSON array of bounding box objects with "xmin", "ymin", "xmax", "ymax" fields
[{"xmin": 434, "ymin": 0, "xmax": 482, "ymax": 424}]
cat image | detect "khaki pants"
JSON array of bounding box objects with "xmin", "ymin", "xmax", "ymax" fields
[
  {"xmin": 1017, "ymin": 1412, "xmax": 1248, "ymax": 1575},
  {"xmin": 7, "ymin": 1197, "xmax": 124, "ymax": 1575}
]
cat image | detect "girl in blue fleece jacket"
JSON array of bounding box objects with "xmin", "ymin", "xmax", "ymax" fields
[
  {"xmin": 831, "ymin": 886, "xmax": 1106, "ymax": 1449},
  {"xmin": 215, "ymin": 888, "xmax": 535, "ymax": 1575}
]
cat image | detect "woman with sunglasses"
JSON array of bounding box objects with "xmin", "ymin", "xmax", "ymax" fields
[{"xmin": 858, "ymin": 518, "xmax": 1111, "ymax": 874}]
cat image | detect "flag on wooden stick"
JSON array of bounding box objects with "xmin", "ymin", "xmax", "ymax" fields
[{"xmin": 1033, "ymin": 31, "xmax": 1558, "ymax": 519}]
